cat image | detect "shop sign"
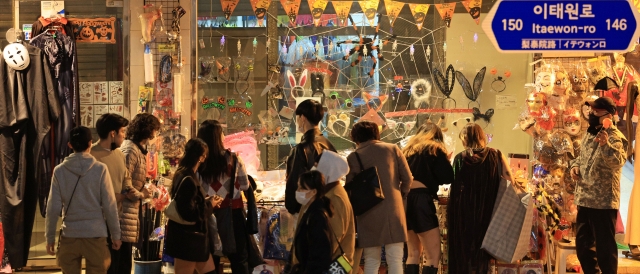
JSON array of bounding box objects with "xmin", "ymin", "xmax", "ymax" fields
[
  {"xmin": 69, "ymin": 17, "xmax": 117, "ymax": 44},
  {"xmin": 483, "ymin": 0, "xmax": 640, "ymax": 52}
]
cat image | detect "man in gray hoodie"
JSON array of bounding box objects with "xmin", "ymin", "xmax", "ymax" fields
[{"xmin": 45, "ymin": 126, "xmax": 122, "ymax": 274}]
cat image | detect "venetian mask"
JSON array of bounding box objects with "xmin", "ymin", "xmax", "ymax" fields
[
  {"xmin": 562, "ymin": 108, "xmax": 581, "ymax": 136},
  {"xmin": 535, "ymin": 71, "xmax": 554, "ymax": 93},
  {"xmin": 527, "ymin": 92, "xmax": 547, "ymax": 114}
]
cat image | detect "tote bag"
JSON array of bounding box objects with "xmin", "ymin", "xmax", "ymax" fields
[{"xmin": 344, "ymin": 152, "xmax": 385, "ymax": 216}]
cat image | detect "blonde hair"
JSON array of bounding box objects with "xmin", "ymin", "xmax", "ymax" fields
[
  {"xmin": 459, "ymin": 123, "xmax": 487, "ymax": 150},
  {"xmin": 403, "ymin": 122, "xmax": 447, "ymax": 158}
]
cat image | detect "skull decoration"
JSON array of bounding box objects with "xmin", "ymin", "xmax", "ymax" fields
[
  {"xmin": 562, "ymin": 108, "xmax": 582, "ymax": 136},
  {"xmin": 568, "ymin": 69, "xmax": 589, "ymax": 95}
]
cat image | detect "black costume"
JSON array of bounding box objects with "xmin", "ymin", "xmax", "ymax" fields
[
  {"xmin": 285, "ymin": 128, "xmax": 336, "ymax": 214},
  {"xmin": 0, "ymin": 43, "xmax": 60, "ymax": 268},
  {"xmin": 448, "ymin": 148, "xmax": 502, "ymax": 274}
]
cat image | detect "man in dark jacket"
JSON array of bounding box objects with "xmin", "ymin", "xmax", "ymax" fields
[{"xmin": 285, "ymin": 99, "xmax": 336, "ymax": 214}]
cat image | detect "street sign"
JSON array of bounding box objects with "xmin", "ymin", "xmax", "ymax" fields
[{"xmin": 482, "ymin": 0, "xmax": 640, "ymax": 52}]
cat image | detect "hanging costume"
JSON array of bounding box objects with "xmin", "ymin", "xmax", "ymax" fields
[
  {"xmin": 448, "ymin": 148, "xmax": 502, "ymax": 274},
  {"xmin": 0, "ymin": 43, "xmax": 60, "ymax": 268},
  {"xmin": 625, "ymin": 82, "xmax": 640, "ymax": 249},
  {"xmin": 30, "ymin": 29, "xmax": 79, "ymax": 217}
]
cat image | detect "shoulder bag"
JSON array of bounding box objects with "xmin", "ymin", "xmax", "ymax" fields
[
  {"xmin": 344, "ymin": 152, "xmax": 385, "ymax": 216},
  {"xmin": 323, "ymin": 212, "xmax": 353, "ymax": 274},
  {"xmin": 57, "ymin": 174, "xmax": 82, "ymax": 249},
  {"xmin": 164, "ymin": 176, "xmax": 197, "ymax": 225}
]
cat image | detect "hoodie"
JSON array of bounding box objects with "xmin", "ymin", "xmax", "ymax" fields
[{"xmin": 45, "ymin": 152, "xmax": 121, "ymax": 244}]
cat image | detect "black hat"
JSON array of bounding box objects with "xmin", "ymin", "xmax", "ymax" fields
[
  {"xmin": 69, "ymin": 126, "xmax": 93, "ymax": 148},
  {"xmin": 585, "ymin": 96, "xmax": 616, "ymax": 115}
]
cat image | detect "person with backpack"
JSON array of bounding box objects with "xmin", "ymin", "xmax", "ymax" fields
[{"xmin": 285, "ymin": 99, "xmax": 336, "ymax": 214}]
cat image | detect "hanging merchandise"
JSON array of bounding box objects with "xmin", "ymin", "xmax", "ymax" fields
[
  {"xmin": 170, "ymin": 6, "xmax": 186, "ymax": 35},
  {"xmin": 3, "ymin": 43, "xmax": 30, "ymax": 71},
  {"xmin": 384, "ymin": 0, "xmax": 404, "ymax": 27},
  {"xmin": 220, "ymin": 36, "xmax": 226, "ymax": 52},
  {"xmin": 461, "ymin": 0, "xmax": 483, "ymax": 25},
  {"xmin": 332, "ymin": 1, "xmax": 353, "ymax": 26},
  {"xmin": 586, "ymin": 56, "xmax": 610, "ymax": 86},
  {"xmin": 534, "ymin": 66, "xmax": 555, "ymax": 94},
  {"xmin": 220, "ymin": 0, "xmax": 240, "ymax": 20},
  {"xmin": 199, "ymin": 56, "xmax": 216, "ymax": 83},
  {"xmin": 280, "ymin": 0, "xmax": 302, "ymax": 26},
  {"xmin": 250, "ymin": 0, "xmax": 271, "ymax": 27},
  {"xmin": 435, "ymin": 3, "xmax": 456, "ymax": 28},
  {"xmin": 144, "ymin": 45, "xmax": 155, "ymax": 83},
  {"xmin": 358, "ymin": 0, "xmax": 380, "ymax": 26},
  {"xmin": 409, "ymin": 4, "xmax": 430, "ymax": 31},
  {"xmin": 253, "ymin": 38, "xmax": 258, "ymax": 55},
  {"xmin": 138, "ymin": 4, "xmax": 164, "ymax": 44},
  {"xmin": 489, "ymin": 67, "xmax": 510, "ymax": 92},
  {"xmin": 410, "ymin": 79, "xmax": 432, "ymax": 108},
  {"xmin": 549, "ymin": 70, "xmax": 569, "ymax": 112},
  {"xmin": 286, "ymin": 68, "xmax": 308, "ymax": 100},
  {"xmin": 307, "ymin": 0, "xmax": 328, "ymax": 27},
  {"xmin": 526, "ymin": 92, "xmax": 556, "ymax": 131},
  {"xmin": 216, "ymin": 57, "xmax": 232, "ymax": 82},
  {"xmin": 433, "ymin": 64, "xmax": 456, "ymax": 108},
  {"xmin": 327, "ymin": 112, "xmax": 351, "ymax": 137},
  {"xmin": 159, "ymin": 55, "xmax": 172, "ymax": 83},
  {"xmin": 456, "ymin": 66, "xmax": 486, "ymax": 108},
  {"xmin": 360, "ymin": 92, "xmax": 388, "ymax": 127},
  {"xmin": 472, "ymin": 107, "xmax": 495, "ymax": 128},
  {"xmin": 174, "ymin": 73, "xmax": 183, "ymax": 113},
  {"xmin": 566, "ymin": 66, "xmax": 590, "ymax": 111}
]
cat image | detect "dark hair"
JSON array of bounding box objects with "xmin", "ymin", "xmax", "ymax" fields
[
  {"xmin": 295, "ymin": 99, "xmax": 324, "ymax": 125},
  {"xmin": 299, "ymin": 170, "xmax": 333, "ymax": 216},
  {"xmin": 197, "ymin": 120, "xmax": 227, "ymax": 183},
  {"xmin": 126, "ymin": 113, "xmax": 161, "ymax": 143},
  {"xmin": 459, "ymin": 123, "xmax": 487, "ymax": 149},
  {"xmin": 95, "ymin": 113, "xmax": 129, "ymax": 139},
  {"xmin": 69, "ymin": 126, "xmax": 93, "ymax": 152},
  {"xmin": 178, "ymin": 138, "xmax": 209, "ymax": 172},
  {"xmin": 350, "ymin": 121, "xmax": 380, "ymax": 143}
]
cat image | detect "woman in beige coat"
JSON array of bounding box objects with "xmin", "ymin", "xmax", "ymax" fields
[{"xmin": 346, "ymin": 121, "xmax": 413, "ymax": 274}]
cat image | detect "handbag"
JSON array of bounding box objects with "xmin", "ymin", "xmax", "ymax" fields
[
  {"xmin": 164, "ymin": 176, "xmax": 196, "ymax": 225},
  {"xmin": 214, "ymin": 151, "xmax": 237, "ymax": 254},
  {"xmin": 344, "ymin": 152, "xmax": 385, "ymax": 216},
  {"xmin": 57, "ymin": 174, "xmax": 83, "ymax": 249}
]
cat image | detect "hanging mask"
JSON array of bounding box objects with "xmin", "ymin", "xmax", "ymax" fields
[
  {"xmin": 568, "ymin": 69, "xmax": 589, "ymax": 95},
  {"xmin": 548, "ymin": 71, "xmax": 568, "ymax": 111},
  {"xmin": 527, "ymin": 92, "xmax": 547, "ymax": 114},
  {"xmin": 535, "ymin": 71, "xmax": 554, "ymax": 94},
  {"xmin": 562, "ymin": 108, "xmax": 582, "ymax": 136},
  {"xmin": 550, "ymin": 130, "xmax": 574, "ymax": 156},
  {"xmin": 3, "ymin": 43, "xmax": 30, "ymax": 71}
]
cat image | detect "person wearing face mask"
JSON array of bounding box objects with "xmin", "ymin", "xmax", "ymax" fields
[
  {"xmin": 91, "ymin": 114, "xmax": 135, "ymax": 274},
  {"xmin": 119, "ymin": 113, "xmax": 161, "ymax": 273},
  {"xmin": 285, "ymin": 99, "xmax": 336, "ymax": 214},
  {"xmin": 570, "ymin": 97, "xmax": 628, "ymax": 274},
  {"xmin": 289, "ymin": 170, "xmax": 334, "ymax": 273}
]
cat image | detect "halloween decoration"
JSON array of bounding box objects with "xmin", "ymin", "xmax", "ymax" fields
[
  {"xmin": 409, "ymin": 4, "xmax": 430, "ymax": 30},
  {"xmin": 327, "ymin": 112, "xmax": 351, "ymax": 136},
  {"xmin": 435, "ymin": 3, "xmax": 456, "ymax": 27},
  {"xmin": 549, "ymin": 71, "xmax": 569, "ymax": 111},
  {"xmin": 360, "ymin": 92, "xmax": 388, "ymax": 126},
  {"xmin": 472, "ymin": 107, "xmax": 495, "ymax": 125},
  {"xmin": 433, "ymin": 64, "xmax": 457, "ymax": 108},
  {"xmin": 562, "ymin": 108, "xmax": 582, "ymax": 136},
  {"xmin": 456, "ymin": 66, "xmax": 486, "ymax": 108},
  {"xmin": 340, "ymin": 14, "xmax": 391, "ymax": 78},
  {"xmin": 138, "ymin": 4, "xmax": 164, "ymax": 44},
  {"xmin": 286, "ymin": 69, "xmax": 308, "ymax": 100},
  {"xmin": 410, "ymin": 79, "xmax": 432, "ymax": 108}
]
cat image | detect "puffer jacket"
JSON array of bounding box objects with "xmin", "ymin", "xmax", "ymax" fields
[{"xmin": 120, "ymin": 139, "xmax": 148, "ymax": 243}]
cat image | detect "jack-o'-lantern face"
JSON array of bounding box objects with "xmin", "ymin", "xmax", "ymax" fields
[
  {"xmin": 527, "ymin": 92, "xmax": 546, "ymax": 113},
  {"xmin": 365, "ymin": 8, "xmax": 376, "ymax": 19},
  {"xmin": 80, "ymin": 27, "xmax": 95, "ymax": 41},
  {"xmin": 311, "ymin": 8, "xmax": 323, "ymax": 19},
  {"xmin": 469, "ymin": 7, "xmax": 481, "ymax": 19},
  {"xmin": 255, "ymin": 8, "xmax": 266, "ymax": 19},
  {"xmin": 535, "ymin": 71, "xmax": 554, "ymax": 93},
  {"xmin": 563, "ymin": 108, "xmax": 581, "ymax": 136},
  {"xmin": 413, "ymin": 12, "xmax": 425, "ymax": 23}
]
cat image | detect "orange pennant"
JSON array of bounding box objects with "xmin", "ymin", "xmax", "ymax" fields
[
  {"xmin": 220, "ymin": 0, "xmax": 240, "ymax": 20},
  {"xmin": 358, "ymin": 0, "xmax": 380, "ymax": 26},
  {"xmin": 435, "ymin": 2, "xmax": 456, "ymax": 28},
  {"xmin": 384, "ymin": 0, "xmax": 404, "ymax": 27},
  {"xmin": 461, "ymin": 0, "xmax": 482, "ymax": 24},
  {"xmin": 250, "ymin": 0, "xmax": 271, "ymax": 27},
  {"xmin": 308, "ymin": 0, "xmax": 329, "ymax": 27},
  {"xmin": 280, "ymin": 0, "xmax": 302, "ymax": 26},
  {"xmin": 409, "ymin": 4, "xmax": 430, "ymax": 30},
  {"xmin": 332, "ymin": 1, "xmax": 353, "ymax": 26}
]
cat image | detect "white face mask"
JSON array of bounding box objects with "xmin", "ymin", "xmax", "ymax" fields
[{"xmin": 295, "ymin": 190, "xmax": 312, "ymax": 205}]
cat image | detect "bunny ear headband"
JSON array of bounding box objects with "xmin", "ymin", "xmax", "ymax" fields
[
  {"xmin": 287, "ymin": 69, "xmax": 308, "ymax": 101},
  {"xmin": 433, "ymin": 64, "xmax": 456, "ymax": 108},
  {"xmin": 456, "ymin": 67, "xmax": 486, "ymax": 108},
  {"xmin": 472, "ymin": 107, "xmax": 495, "ymax": 127},
  {"xmin": 411, "ymin": 79, "xmax": 432, "ymax": 109}
]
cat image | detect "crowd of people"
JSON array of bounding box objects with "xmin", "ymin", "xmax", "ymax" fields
[{"xmin": 43, "ymin": 96, "xmax": 627, "ymax": 274}]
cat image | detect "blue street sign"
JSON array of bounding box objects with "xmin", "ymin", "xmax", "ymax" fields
[{"xmin": 482, "ymin": 0, "xmax": 640, "ymax": 52}]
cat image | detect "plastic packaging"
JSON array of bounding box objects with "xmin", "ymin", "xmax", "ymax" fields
[{"xmin": 144, "ymin": 45, "xmax": 155, "ymax": 83}]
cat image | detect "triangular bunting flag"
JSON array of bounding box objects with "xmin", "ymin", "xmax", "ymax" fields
[
  {"xmin": 435, "ymin": 2, "xmax": 456, "ymax": 27},
  {"xmin": 332, "ymin": 1, "xmax": 353, "ymax": 27},
  {"xmin": 250, "ymin": 0, "xmax": 271, "ymax": 27},
  {"xmin": 308, "ymin": 0, "xmax": 329, "ymax": 27},
  {"xmin": 280, "ymin": 0, "xmax": 302, "ymax": 26},
  {"xmin": 462, "ymin": 0, "xmax": 482, "ymax": 24},
  {"xmin": 359, "ymin": 0, "xmax": 380, "ymax": 26},
  {"xmin": 409, "ymin": 4, "xmax": 430, "ymax": 31},
  {"xmin": 220, "ymin": 0, "xmax": 240, "ymax": 20},
  {"xmin": 384, "ymin": 0, "xmax": 404, "ymax": 27}
]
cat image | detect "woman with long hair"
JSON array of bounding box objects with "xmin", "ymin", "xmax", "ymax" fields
[
  {"xmin": 290, "ymin": 170, "xmax": 334, "ymax": 273},
  {"xmin": 447, "ymin": 123, "xmax": 513, "ymax": 274},
  {"xmin": 164, "ymin": 138, "xmax": 219, "ymax": 274},
  {"xmin": 402, "ymin": 122, "xmax": 454, "ymax": 274},
  {"xmin": 197, "ymin": 120, "xmax": 252, "ymax": 274}
]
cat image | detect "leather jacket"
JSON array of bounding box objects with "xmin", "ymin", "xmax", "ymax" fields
[{"xmin": 285, "ymin": 128, "xmax": 336, "ymax": 214}]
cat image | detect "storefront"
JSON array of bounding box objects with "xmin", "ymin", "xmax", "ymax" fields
[{"xmin": 1, "ymin": 0, "xmax": 639, "ymax": 273}]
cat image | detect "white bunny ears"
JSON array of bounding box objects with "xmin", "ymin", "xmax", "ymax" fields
[{"xmin": 287, "ymin": 69, "xmax": 308, "ymax": 100}]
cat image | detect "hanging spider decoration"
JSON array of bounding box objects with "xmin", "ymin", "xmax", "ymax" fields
[{"xmin": 339, "ymin": 14, "xmax": 395, "ymax": 78}]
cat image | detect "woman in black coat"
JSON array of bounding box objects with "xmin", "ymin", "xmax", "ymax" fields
[{"xmin": 291, "ymin": 170, "xmax": 334, "ymax": 274}]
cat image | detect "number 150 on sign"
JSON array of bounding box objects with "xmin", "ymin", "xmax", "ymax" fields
[{"xmin": 503, "ymin": 19, "xmax": 523, "ymax": 30}]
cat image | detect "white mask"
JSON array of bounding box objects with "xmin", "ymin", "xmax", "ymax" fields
[{"xmin": 295, "ymin": 190, "xmax": 312, "ymax": 205}]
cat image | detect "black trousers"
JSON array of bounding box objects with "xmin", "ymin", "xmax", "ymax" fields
[
  {"xmin": 576, "ymin": 206, "xmax": 618, "ymax": 274},
  {"xmin": 106, "ymin": 236, "xmax": 133, "ymax": 274},
  {"xmin": 224, "ymin": 208, "xmax": 250, "ymax": 274}
]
